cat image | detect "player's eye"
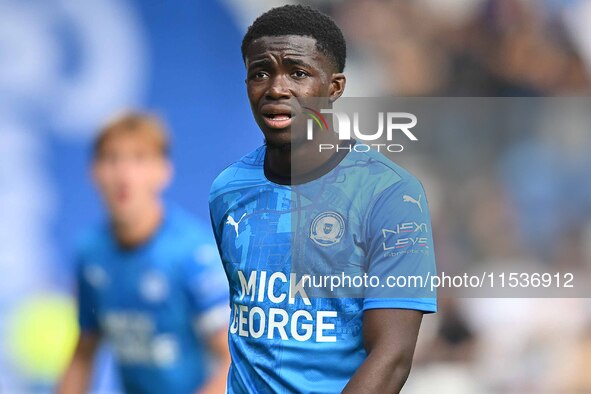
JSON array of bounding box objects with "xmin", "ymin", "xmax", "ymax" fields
[
  {"xmin": 133, "ymin": 151, "xmax": 149, "ymax": 162},
  {"xmin": 292, "ymin": 70, "xmax": 308, "ymax": 79},
  {"xmin": 250, "ymin": 71, "xmax": 269, "ymax": 80},
  {"xmin": 100, "ymin": 153, "xmax": 119, "ymax": 165}
]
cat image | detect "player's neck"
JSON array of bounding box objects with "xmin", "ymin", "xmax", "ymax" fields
[
  {"xmin": 112, "ymin": 201, "xmax": 163, "ymax": 249},
  {"xmin": 265, "ymin": 132, "xmax": 343, "ymax": 183}
]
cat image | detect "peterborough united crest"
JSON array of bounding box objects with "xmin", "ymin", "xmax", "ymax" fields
[{"xmin": 310, "ymin": 211, "xmax": 345, "ymax": 246}]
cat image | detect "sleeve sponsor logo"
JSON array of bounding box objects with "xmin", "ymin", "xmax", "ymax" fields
[{"xmin": 382, "ymin": 222, "xmax": 430, "ymax": 255}]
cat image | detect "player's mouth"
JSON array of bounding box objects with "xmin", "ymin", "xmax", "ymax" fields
[
  {"xmin": 261, "ymin": 111, "xmax": 293, "ymax": 129},
  {"xmin": 114, "ymin": 188, "xmax": 130, "ymax": 204}
]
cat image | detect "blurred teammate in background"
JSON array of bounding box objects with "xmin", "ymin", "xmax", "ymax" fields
[{"xmin": 58, "ymin": 113, "xmax": 230, "ymax": 394}]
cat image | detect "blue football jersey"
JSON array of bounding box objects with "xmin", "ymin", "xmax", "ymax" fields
[
  {"xmin": 209, "ymin": 144, "xmax": 437, "ymax": 393},
  {"xmin": 76, "ymin": 204, "xmax": 229, "ymax": 394}
]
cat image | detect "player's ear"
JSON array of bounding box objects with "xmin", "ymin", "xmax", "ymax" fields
[
  {"xmin": 90, "ymin": 160, "xmax": 100, "ymax": 184},
  {"xmin": 329, "ymin": 73, "xmax": 346, "ymax": 103},
  {"xmin": 159, "ymin": 159, "xmax": 173, "ymax": 189},
  {"xmin": 244, "ymin": 57, "xmax": 249, "ymax": 85}
]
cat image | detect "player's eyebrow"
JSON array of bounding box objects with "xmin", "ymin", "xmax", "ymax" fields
[
  {"xmin": 282, "ymin": 57, "xmax": 314, "ymax": 69},
  {"xmin": 247, "ymin": 58, "xmax": 273, "ymax": 69},
  {"xmin": 247, "ymin": 56, "xmax": 315, "ymax": 70}
]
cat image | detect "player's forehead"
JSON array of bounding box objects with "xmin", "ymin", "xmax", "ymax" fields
[
  {"xmin": 98, "ymin": 133, "xmax": 162, "ymax": 156},
  {"xmin": 245, "ymin": 35, "xmax": 326, "ymax": 65}
]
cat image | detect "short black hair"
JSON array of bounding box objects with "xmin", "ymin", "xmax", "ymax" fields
[{"xmin": 241, "ymin": 5, "xmax": 346, "ymax": 73}]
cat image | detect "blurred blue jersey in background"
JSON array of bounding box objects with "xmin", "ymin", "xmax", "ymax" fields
[{"xmin": 76, "ymin": 204, "xmax": 229, "ymax": 394}]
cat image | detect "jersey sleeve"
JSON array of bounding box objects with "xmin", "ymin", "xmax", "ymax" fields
[
  {"xmin": 363, "ymin": 177, "xmax": 437, "ymax": 313},
  {"xmin": 209, "ymin": 205, "xmax": 223, "ymax": 255},
  {"xmin": 183, "ymin": 241, "xmax": 230, "ymax": 338},
  {"xmin": 76, "ymin": 257, "xmax": 101, "ymax": 333}
]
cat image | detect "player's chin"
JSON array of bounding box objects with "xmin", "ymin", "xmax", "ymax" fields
[
  {"xmin": 258, "ymin": 121, "xmax": 291, "ymax": 144},
  {"xmin": 109, "ymin": 201, "xmax": 131, "ymax": 217},
  {"xmin": 109, "ymin": 198, "xmax": 139, "ymax": 219},
  {"xmin": 263, "ymin": 130, "xmax": 292, "ymax": 150}
]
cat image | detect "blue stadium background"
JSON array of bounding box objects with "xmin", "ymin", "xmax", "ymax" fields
[{"xmin": 0, "ymin": 1, "xmax": 259, "ymax": 391}]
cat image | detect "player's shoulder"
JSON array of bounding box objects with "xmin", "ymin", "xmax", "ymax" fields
[
  {"xmin": 347, "ymin": 147, "xmax": 424, "ymax": 195},
  {"xmin": 162, "ymin": 204, "xmax": 221, "ymax": 268},
  {"xmin": 209, "ymin": 145, "xmax": 267, "ymax": 201},
  {"xmin": 163, "ymin": 203, "xmax": 212, "ymax": 246},
  {"xmin": 74, "ymin": 221, "xmax": 111, "ymax": 264}
]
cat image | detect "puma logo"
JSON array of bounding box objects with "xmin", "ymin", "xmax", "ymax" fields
[
  {"xmin": 226, "ymin": 213, "xmax": 247, "ymax": 236},
  {"xmin": 402, "ymin": 194, "xmax": 422, "ymax": 213}
]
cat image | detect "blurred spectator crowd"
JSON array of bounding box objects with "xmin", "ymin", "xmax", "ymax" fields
[
  {"xmin": 330, "ymin": 0, "xmax": 591, "ymax": 96},
  {"xmin": 298, "ymin": 0, "xmax": 591, "ymax": 392}
]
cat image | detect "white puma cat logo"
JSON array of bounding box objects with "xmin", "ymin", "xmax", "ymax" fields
[
  {"xmin": 402, "ymin": 194, "xmax": 422, "ymax": 213},
  {"xmin": 226, "ymin": 213, "xmax": 247, "ymax": 236}
]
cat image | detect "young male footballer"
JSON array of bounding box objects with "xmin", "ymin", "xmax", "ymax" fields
[
  {"xmin": 209, "ymin": 5, "xmax": 437, "ymax": 393},
  {"xmin": 59, "ymin": 113, "xmax": 230, "ymax": 394}
]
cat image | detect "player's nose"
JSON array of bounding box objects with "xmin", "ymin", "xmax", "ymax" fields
[{"xmin": 265, "ymin": 75, "xmax": 292, "ymax": 100}]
